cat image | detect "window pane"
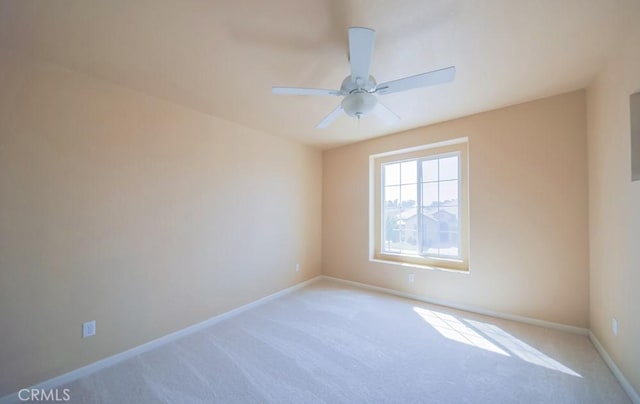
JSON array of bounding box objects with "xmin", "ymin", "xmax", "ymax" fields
[
  {"xmin": 439, "ymin": 156, "xmax": 459, "ymax": 180},
  {"xmin": 435, "ymin": 207, "xmax": 459, "ymax": 257},
  {"xmin": 422, "ymin": 182, "xmax": 438, "ymax": 208},
  {"xmin": 440, "ymin": 206, "xmax": 459, "ymax": 221},
  {"xmin": 438, "ymin": 238, "xmax": 459, "ymax": 257},
  {"xmin": 397, "ymin": 205, "xmax": 418, "ymax": 255},
  {"xmin": 401, "ymin": 160, "xmax": 417, "ymax": 184},
  {"xmin": 399, "ymin": 183, "xmax": 418, "ymax": 255},
  {"xmin": 439, "ymin": 180, "xmax": 458, "ymax": 205},
  {"xmin": 384, "ymin": 163, "xmax": 400, "ymax": 186},
  {"xmin": 383, "ymin": 208, "xmax": 401, "ymax": 253},
  {"xmin": 422, "ymin": 159, "xmax": 438, "ymax": 182},
  {"xmin": 400, "ymin": 184, "xmax": 417, "ymax": 208},
  {"xmin": 421, "ymin": 210, "xmax": 439, "ymax": 255},
  {"xmin": 385, "ymin": 185, "xmax": 399, "ymax": 208}
]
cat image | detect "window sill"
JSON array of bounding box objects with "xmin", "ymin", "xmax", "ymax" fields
[{"xmin": 369, "ymin": 257, "xmax": 469, "ymax": 274}]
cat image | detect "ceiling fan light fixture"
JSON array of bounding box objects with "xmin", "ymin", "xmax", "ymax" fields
[{"xmin": 341, "ymin": 92, "xmax": 377, "ymax": 118}]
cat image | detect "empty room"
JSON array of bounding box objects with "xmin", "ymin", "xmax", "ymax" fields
[{"xmin": 1, "ymin": 0, "xmax": 639, "ymax": 403}]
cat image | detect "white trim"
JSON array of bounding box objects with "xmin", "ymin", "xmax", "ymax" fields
[
  {"xmin": 321, "ymin": 275, "xmax": 589, "ymax": 335},
  {"xmin": 589, "ymin": 332, "xmax": 640, "ymax": 404},
  {"xmin": 369, "ymin": 138, "xmax": 470, "ymax": 272},
  {"xmin": 369, "ymin": 140, "xmax": 471, "ymax": 260},
  {"xmin": 0, "ymin": 276, "xmax": 322, "ymax": 404},
  {"xmin": 368, "ymin": 136, "xmax": 469, "ymax": 159}
]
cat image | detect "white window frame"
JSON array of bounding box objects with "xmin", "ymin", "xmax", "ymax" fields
[{"xmin": 369, "ymin": 138, "xmax": 469, "ymax": 272}]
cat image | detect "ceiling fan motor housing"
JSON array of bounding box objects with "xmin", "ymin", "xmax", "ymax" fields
[{"xmin": 340, "ymin": 75, "xmax": 377, "ymax": 93}]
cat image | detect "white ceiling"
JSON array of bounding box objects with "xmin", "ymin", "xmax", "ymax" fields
[{"xmin": 1, "ymin": 0, "xmax": 638, "ymax": 149}]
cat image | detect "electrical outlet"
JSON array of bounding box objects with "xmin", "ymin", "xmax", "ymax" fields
[
  {"xmin": 83, "ymin": 320, "xmax": 96, "ymax": 338},
  {"xmin": 295, "ymin": 263, "xmax": 300, "ymax": 272},
  {"xmin": 612, "ymin": 317, "xmax": 618, "ymax": 336},
  {"xmin": 408, "ymin": 273, "xmax": 415, "ymax": 283}
]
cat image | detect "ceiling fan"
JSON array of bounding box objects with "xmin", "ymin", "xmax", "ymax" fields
[{"xmin": 272, "ymin": 27, "xmax": 456, "ymax": 129}]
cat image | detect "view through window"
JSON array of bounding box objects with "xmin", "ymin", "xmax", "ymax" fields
[
  {"xmin": 371, "ymin": 139, "xmax": 468, "ymax": 271},
  {"xmin": 382, "ymin": 152, "xmax": 461, "ymax": 258}
]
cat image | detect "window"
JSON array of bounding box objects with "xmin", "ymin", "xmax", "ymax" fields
[{"xmin": 370, "ymin": 138, "xmax": 469, "ymax": 271}]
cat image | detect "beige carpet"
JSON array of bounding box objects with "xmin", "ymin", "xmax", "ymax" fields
[{"xmin": 54, "ymin": 279, "xmax": 629, "ymax": 403}]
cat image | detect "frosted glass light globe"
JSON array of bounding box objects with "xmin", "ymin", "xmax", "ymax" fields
[{"xmin": 341, "ymin": 92, "xmax": 377, "ymax": 118}]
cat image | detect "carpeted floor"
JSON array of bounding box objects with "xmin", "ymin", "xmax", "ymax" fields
[{"xmin": 58, "ymin": 279, "xmax": 629, "ymax": 403}]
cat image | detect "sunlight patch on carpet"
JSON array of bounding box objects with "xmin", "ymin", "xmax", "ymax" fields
[
  {"xmin": 413, "ymin": 307, "xmax": 509, "ymax": 356},
  {"xmin": 464, "ymin": 320, "xmax": 582, "ymax": 377}
]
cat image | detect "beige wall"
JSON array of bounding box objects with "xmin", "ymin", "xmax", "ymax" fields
[
  {"xmin": 6, "ymin": 22, "xmax": 640, "ymax": 397},
  {"xmin": 0, "ymin": 49, "xmax": 322, "ymax": 396},
  {"xmin": 587, "ymin": 23, "xmax": 640, "ymax": 394},
  {"xmin": 323, "ymin": 91, "xmax": 589, "ymax": 328}
]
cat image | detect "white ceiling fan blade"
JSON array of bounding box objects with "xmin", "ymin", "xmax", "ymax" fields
[
  {"xmin": 375, "ymin": 101, "xmax": 400, "ymax": 125},
  {"xmin": 316, "ymin": 105, "xmax": 344, "ymax": 129},
  {"xmin": 272, "ymin": 87, "xmax": 343, "ymax": 96},
  {"xmin": 348, "ymin": 27, "xmax": 376, "ymax": 85},
  {"xmin": 376, "ymin": 66, "xmax": 456, "ymax": 95}
]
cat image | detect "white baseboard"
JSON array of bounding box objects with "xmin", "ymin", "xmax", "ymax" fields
[
  {"xmin": 0, "ymin": 276, "xmax": 322, "ymax": 404},
  {"xmin": 321, "ymin": 275, "xmax": 589, "ymax": 335},
  {"xmin": 589, "ymin": 332, "xmax": 640, "ymax": 404}
]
